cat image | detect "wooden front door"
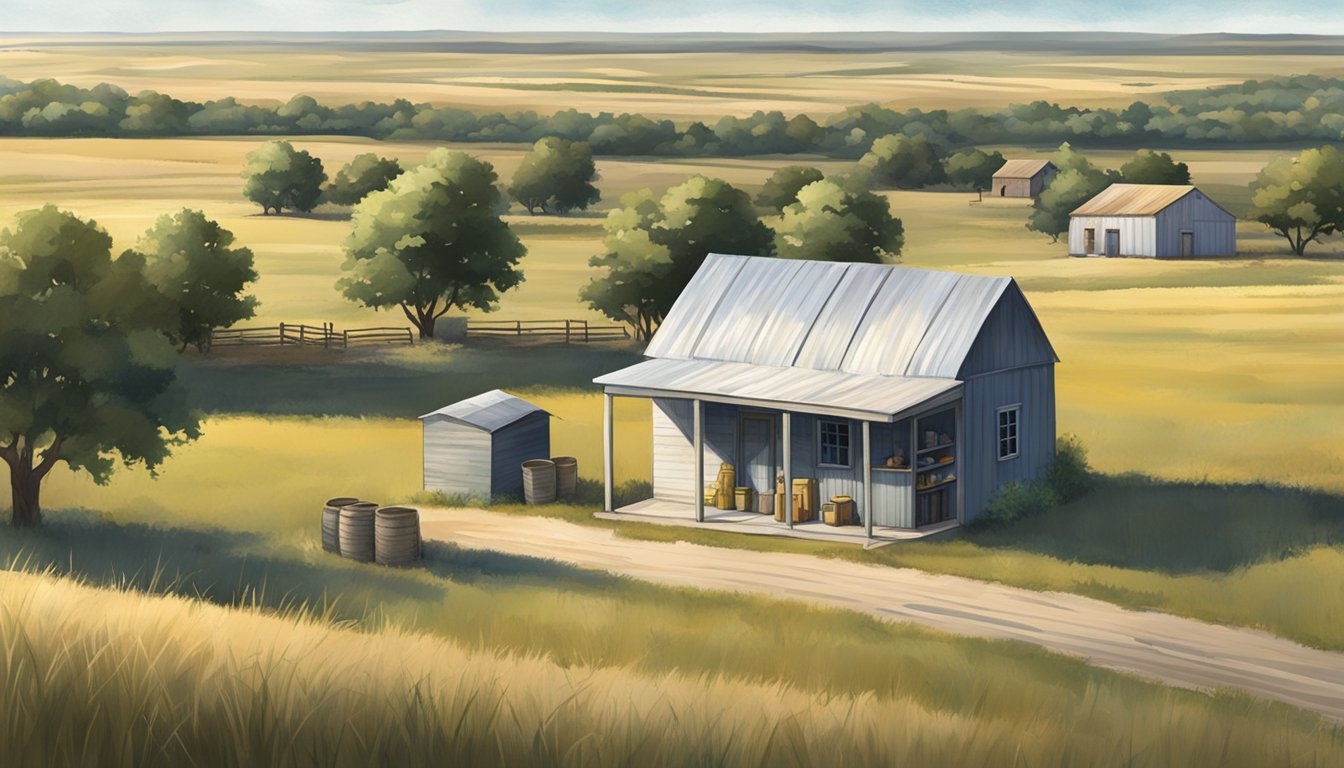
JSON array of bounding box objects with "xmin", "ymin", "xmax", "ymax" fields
[{"xmin": 738, "ymin": 413, "xmax": 775, "ymax": 495}]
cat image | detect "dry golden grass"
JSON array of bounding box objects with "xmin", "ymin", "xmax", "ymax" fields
[{"xmin": 0, "ymin": 564, "xmax": 1340, "ymax": 767}]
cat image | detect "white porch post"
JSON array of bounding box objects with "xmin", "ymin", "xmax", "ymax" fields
[
  {"xmin": 603, "ymin": 392, "xmax": 614, "ymax": 513},
  {"xmin": 693, "ymin": 399, "xmax": 705, "ymax": 523},
  {"xmin": 782, "ymin": 411, "xmax": 793, "ymax": 528},
  {"xmin": 862, "ymin": 420, "xmax": 873, "ymax": 540}
]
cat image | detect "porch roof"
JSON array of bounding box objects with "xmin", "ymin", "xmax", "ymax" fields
[{"xmin": 594, "ymin": 358, "xmax": 962, "ymax": 421}]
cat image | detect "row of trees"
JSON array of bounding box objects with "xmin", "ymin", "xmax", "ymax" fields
[
  {"xmin": 241, "ymin": 138, "xmax": 600, "ymax": 217},
  {"xmin": 0, "ymin": 207, "xmax": 259, "ymax": 526},
  {"xmin": 10, "ymin": 75, "xmax": 1344, "ymax": 155}
]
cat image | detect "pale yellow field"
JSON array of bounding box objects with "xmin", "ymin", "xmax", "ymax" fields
[
  {"xmin": 4, "ymin": 39, "xmax": 1343, "ymax": 118},
  {"xmin": 4, "ymin": 136, "xmax": 1342, "ymax": 495}
]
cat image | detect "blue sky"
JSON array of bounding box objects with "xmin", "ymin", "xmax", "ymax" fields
[{"xmin": 0, "ymin": 0, "xmax": 1331, "ymax": 34}]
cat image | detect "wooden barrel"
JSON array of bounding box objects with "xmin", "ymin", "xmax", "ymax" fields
[
  {"xmin": 322, "ymin": 497, "xmax": 361, "ymax": 553},
  {"xmin": 338, "ymin": 502, "xmax": 378, "ymax": 562},
  {"xmin": 375, "ymin": 506, "xmax": 421, "ymax": 566},
  {"xmin": 551, "ymin": 456, "xmax": 578, "ymax": 501},
  {"xmin": 522, "ymin": 459, "xmax": 556, "ymax": 504}
]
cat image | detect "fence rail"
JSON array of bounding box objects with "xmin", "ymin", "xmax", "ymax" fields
[
  {"xmin": 210, "ymin": 322, "xmax": 414, "ymax": 350},
  {"xmin": 466, "ymin": 319, "xmax": 629, "ymax": 343}
]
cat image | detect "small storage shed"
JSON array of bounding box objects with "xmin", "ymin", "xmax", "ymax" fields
[
  {"xmin": 1068, "ymin": 184, "xmax": 1236, "ymax": 258},
  {"xmin": 420, "ymin": 390, "xmax": 550, "ymax": 502},
  {"xmin": 992, "ymin": 159, "xmax": 1057, "ymax": 198}
]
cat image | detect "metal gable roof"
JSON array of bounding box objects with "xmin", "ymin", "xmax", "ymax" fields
[
  {"xmin": 993, "ymin": 159, "xmax": 1055, "ymax": 179},
  {"xmin": 418, "ymin": 389, "xmax": 547, "ymax": 432},
  {"xmin": 1069, "ymin": 184, "xmax": 1212, "ymax": 217},
  {"xmin": 641, "ymin": 254, "xmax": 1016, "ymax": 381}
]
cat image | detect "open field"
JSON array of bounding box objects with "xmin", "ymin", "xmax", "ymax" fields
[{"xmin": 5, "ymin": 34, "xmax": 1344, "ymax": 118}]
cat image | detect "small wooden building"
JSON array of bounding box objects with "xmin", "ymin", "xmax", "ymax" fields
[
  {"xmin": 595, "ymin": 254, "xmax": 1059, "ymax": 537},
  {"xmin": 1068, "ymin": 184, "xmax": 1236, "ymax": 258},
  {"xmin": 420, "ymin": 390, "xmax": 550, "ymax": 502},
  {"xmin": 991, "ymin": 159, "xmax": 1057, "ymax": 198}
]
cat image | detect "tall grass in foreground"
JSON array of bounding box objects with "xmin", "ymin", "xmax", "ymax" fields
[{"xmin": 0, "ymin": 569, "xmax": 1339, "ymax": 767}]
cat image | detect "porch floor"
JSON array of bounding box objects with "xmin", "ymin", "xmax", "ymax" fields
[{"xmin": 598, "ymin": 498, "xmax": 959, "ymax": 547}]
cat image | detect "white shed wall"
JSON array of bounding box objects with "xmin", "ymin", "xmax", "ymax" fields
[
  {"xmin": 422, "ymin": 419, "xmax": 493, "ymax": 500},
  {"xmin": 1068, "ymin": 216, "xmax": 1158, "ymax": 257}
]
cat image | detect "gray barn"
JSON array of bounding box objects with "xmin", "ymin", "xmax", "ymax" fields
[
  {"xmin": 1068, "ymin": 184, "xmax": 1236, "ymax": 258},
  {"xmin": 420, "ymin": 390, "xmax": 550, "ymax": 502},
  {"xmin": 594, "ymin": 254, "xmax": 1058, "ymax": 537},
  {"xmin": 991, "ymin": 159, "xmax": 1057, "ymax": 198}
]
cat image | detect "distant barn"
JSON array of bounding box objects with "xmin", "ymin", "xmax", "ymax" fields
[
  {"xmin": 420, "ymin": 390, "xmax": 550, "ymax": 502},
  {"xmin": 991, "ymin": 159, "xmax": 1057, "ymax": 198},
  {"xmin": 1068, "ymin": 184, "xmax": 1236, "ymax": 259}
]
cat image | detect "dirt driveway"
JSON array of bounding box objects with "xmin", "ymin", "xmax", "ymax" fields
[{"xmin": 420, "ymin": 507, "xmax": 1344, "ymax": 721}]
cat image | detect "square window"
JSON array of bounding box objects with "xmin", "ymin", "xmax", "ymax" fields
[
  {"xmin": 818, "ymin": 419, "xmax": 851, "ymax": 467},
  {"xmin": 997, "ymin": 407, "xmax": 1020, "ymax": 460}
]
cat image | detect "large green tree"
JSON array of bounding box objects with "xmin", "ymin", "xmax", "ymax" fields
[
  {"xmin": 0, "ymin": 206, "xmax": 200, "ymax": 527},
  {"xmin": 132, "ymin": 209, "xmax": 259, "ymax": 351},
  {"xmin": 1249, "ymin": 145, "xmax": 1344, "ymax": 256},
  {"xmin": 773, "ymin": 178, "xmax": 904, "ymax": 263},
  {"xmin": 944, "ymin": 148, "xmax": 1006, "ymax": 190},
  {"xmin": 338, "ymin": 149, "xmax": 526, "ymax": 339},
  {"xmin": 508, "ymin": 138, "xmax": 600, "ymax": 215},
  {"xmin": 582, "ymin": 176, "xmax": 773, "ymax": 340},
  {"xmin": 324, "ymin": 153, "xmax": 403, "ymax": 207},
  {"xmin": 241, "ymin": 140, "xmax": 327, "ymax": 215},
  {"xmin": 756, "ymin": 166, "xmax": 824, "ymax": 212},
  {"xmin": 1027, "ymin": 143, "xmax": 1117, "ymax": 242},
  {"xmin": 860, "ymin": 134, "xmax": 947, "ymax": 189},
  {"xmin": 1120, "ymin": 149, "xmax": 1191, "ymax": 185}
]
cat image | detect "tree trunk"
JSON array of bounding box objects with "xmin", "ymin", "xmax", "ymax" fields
[{"xmin": 9, "ymin": 463, "xmax": 41, "ymax": 528}]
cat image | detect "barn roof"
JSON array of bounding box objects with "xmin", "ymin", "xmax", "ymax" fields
[
  {"xmin": 595, "ymin": 254, "xmax": 1054, "ymax": 420},
  {"xmin": 419, "ymin": 389, "xmax": 547, "ymax": 432},
  {"xmin": 993, "ymin": 159, "xmax": 1055, "ymax": 179},
  {"xmin": 1069, "ymin": 184, "xmax": 1226, "ymax": 217}
]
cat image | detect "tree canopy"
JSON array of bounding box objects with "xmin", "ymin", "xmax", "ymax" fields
[
  {"xmin": 0, "ymin": 205, "xmax": 201, "ymax": 527},
  {"xmin": 507, "ymin": 138, "xmax": 601, "ymax": 215},
  {"xmin": 944, "ymin": 148, "xmax": 1006, "ymax": 190},
  {"xmin": 132, "ymin": 209, "xmax": 259, "ymax": 351},
  {"xmin": 324, "ymin": 153, "xmax": 403, "ymax": 207},
  {"xmin": 860, "ymin": 134, "xmax": 947, "ymax": 189},
  {"xmin": 1249, "ymin": 145, "xmax": 1344, "ymax": 255},
  {"xmin": 1120, "ymin": 149, "xmax": 1191, "ymax": 185},
  {"xmin": 1027, "ymin": 143, "xmax": 1117, "ymax": 242},
  {"xmin": 755, "ymin": 166, "xmax": 825, "ymax": 212},
  {"xmin": 581, "ymin": 176, "xmax": 772, "ymax": 339},
  {"xmin": 338, "ymin": 149, "xmax": 526, "ymax": 339},
  {"xmin": 773, "ymin": 178, "xmax": 904, "ymax": 263},
  {"xmin": 241, "ymin": 140, "xmax": 327, "ymax": 215}
]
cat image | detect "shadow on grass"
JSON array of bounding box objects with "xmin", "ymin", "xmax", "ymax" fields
[
  {"xmin": 179, "ymin": 342, "xmax": 644, "ymax": 417},
  {"xmin": 964, "ymin": 475, "xmax": 1344, "ymax": 574},
  {"xmin": 0, "ymin": 509, "xmax": 632, "ymax": 620}
]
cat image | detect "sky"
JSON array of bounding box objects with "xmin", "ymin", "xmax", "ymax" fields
[{"xmin": 0, "ymin": 0, "xmax": 1332, "ymax": 35}]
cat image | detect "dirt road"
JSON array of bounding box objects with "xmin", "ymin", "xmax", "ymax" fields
[{"xmin": 420, "ymin": 507, "xmax": 1344, "ymax": 721}]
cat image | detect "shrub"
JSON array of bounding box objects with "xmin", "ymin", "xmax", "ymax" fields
[
  {"xmin": 982, "ymin": 436, "xmax": 1093, "ymax": 525},
  {"xmin": 982, "ymin": 481, "xmax": 1061, "ymax": 525},
  {"xmin": 1046, "ymin": 433, "xmax": 1093, "ymax": 502}
]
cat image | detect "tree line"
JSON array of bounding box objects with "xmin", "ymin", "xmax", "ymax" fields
[{"xmin": 7, "ymin": 75, "xmax": 1344, "ymax": 155}]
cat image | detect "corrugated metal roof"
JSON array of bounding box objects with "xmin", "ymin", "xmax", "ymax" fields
[
  {"xmin": 642, "ymin": 254, "xmax": 1012, "ymax": 380},
  {"xmin": 595, "ymin": 358, "xmax": 962, "ymax": 422},
  {"xmin": 992, "ymin": 159, "xmax": 1055, "ymax": 179},
  {"xmin": 1070, "ymin": 184, "xmax": 1202, "ymax": 217},
  {"xmin": 419, "ymin": 389, "xmax": 547, "ymax": 432}
]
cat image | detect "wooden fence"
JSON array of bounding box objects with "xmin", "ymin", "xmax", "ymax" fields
[
  {"xmin": 210, "ymin": 322, "xmax": 414, "ymax": 349},
  {"xmin": 466, "ymin": 319, "xmax": 630, "ymax": 343}
]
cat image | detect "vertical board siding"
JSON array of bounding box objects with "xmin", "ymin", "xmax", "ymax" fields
[
  {"xmin": 961, "ymin": 365, "xmax": 1056, "ymax": 521},
  {"xmin": 1155, "ymin": 195, "xmax": 1236, "ymax": 257},
  {"xmin": 872, "ymin": 471, "xmax": 914, "ymax": 527},
  {"xmin": 1068, "ymin": 216, "xmax": 1157, "ymax": 257},
  {"xmin": 958, "ymin": 284, "xmax": 1058, "ymax": 377},
  {"xmin": 489, "ymin": 412, "xmax": 552, "ymax": 501},
  {"xmin": 422, "ymin": 419, "xmax": 493, "ymax": 500},
  {"xmin": 652, "ymin": 398, "xmax": 732, "ymax": 504}
]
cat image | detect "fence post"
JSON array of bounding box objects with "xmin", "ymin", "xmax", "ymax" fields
[
  {"xmin": 299, "ymin": 324, "xmax": 305, "ymax": 346},
  {"xmin": 279, "ymin": 322, "xmax": 286, "ymax": 345},
  {"xmin": 407, "ymin": 328, "xmax": 414, "ymax": 345},
  {"xmin": 585, "ymin": 320, "xmax": 590, "ymax": 342},
  {"xmin": 516, "ymin": 320, "xmax": 522, "ymax": 336},
  {"xmin": 565, "ymin": 319, "xmax": 571, "ymax": 344},
  {"xmin": 343, "ymin": 330, "xmax": 349, "ymax": 349}
]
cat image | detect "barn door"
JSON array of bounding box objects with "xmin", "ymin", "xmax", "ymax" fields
[
  {"xmin": 1180, "ymin": 231, "xmax": 1194, "ymax": 258},
  {"xmin": 1105, "ymin": 229, "xmax": 1120, "ymax": 257}
]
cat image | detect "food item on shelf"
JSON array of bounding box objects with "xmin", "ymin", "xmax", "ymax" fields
[
  {"xmin": 924, "ymin": 431, "xmax": 937, "ymax": 448},
  {"xmin": 939, "ymin": 433, "xmax": 952, "ymax": 445},
  {"xmin": 938, "ymin": 456, "xmax": 953, "ymax": 464}
]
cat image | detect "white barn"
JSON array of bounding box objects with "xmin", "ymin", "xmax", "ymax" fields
[
  {"xmin": 1068, "ymin": 184, "xmax": 1236, "ymax": 258},
  {"xmin": 595, "ymin": 254, "xmax": 1059, "ymax": 539},
  {"xmin": 420, "ymin": 390, "xmax": 550, "ymax": 502}
]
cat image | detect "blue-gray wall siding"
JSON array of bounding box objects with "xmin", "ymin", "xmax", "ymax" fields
[
  {"xmin": 960, "ymin": 364, "xmax": 1056, "ymax": 522},
  {"xmin": 489, "ymin": 411, "xmax": 552, "ymax": 500},
  {"xmin": 1068, "ymin": 194, "xmax": 1235, "ymax": 258},
  {"xmin": 423, "ymin": 419, "xmax": 493, "ymax": 500},
  {"xmin": 422, "ymin": 412, "xmax": 550, "ymax": 503},
  {"xmin": 958, "ymin": 284, "xmax": 1057, "ymax": 378}
]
